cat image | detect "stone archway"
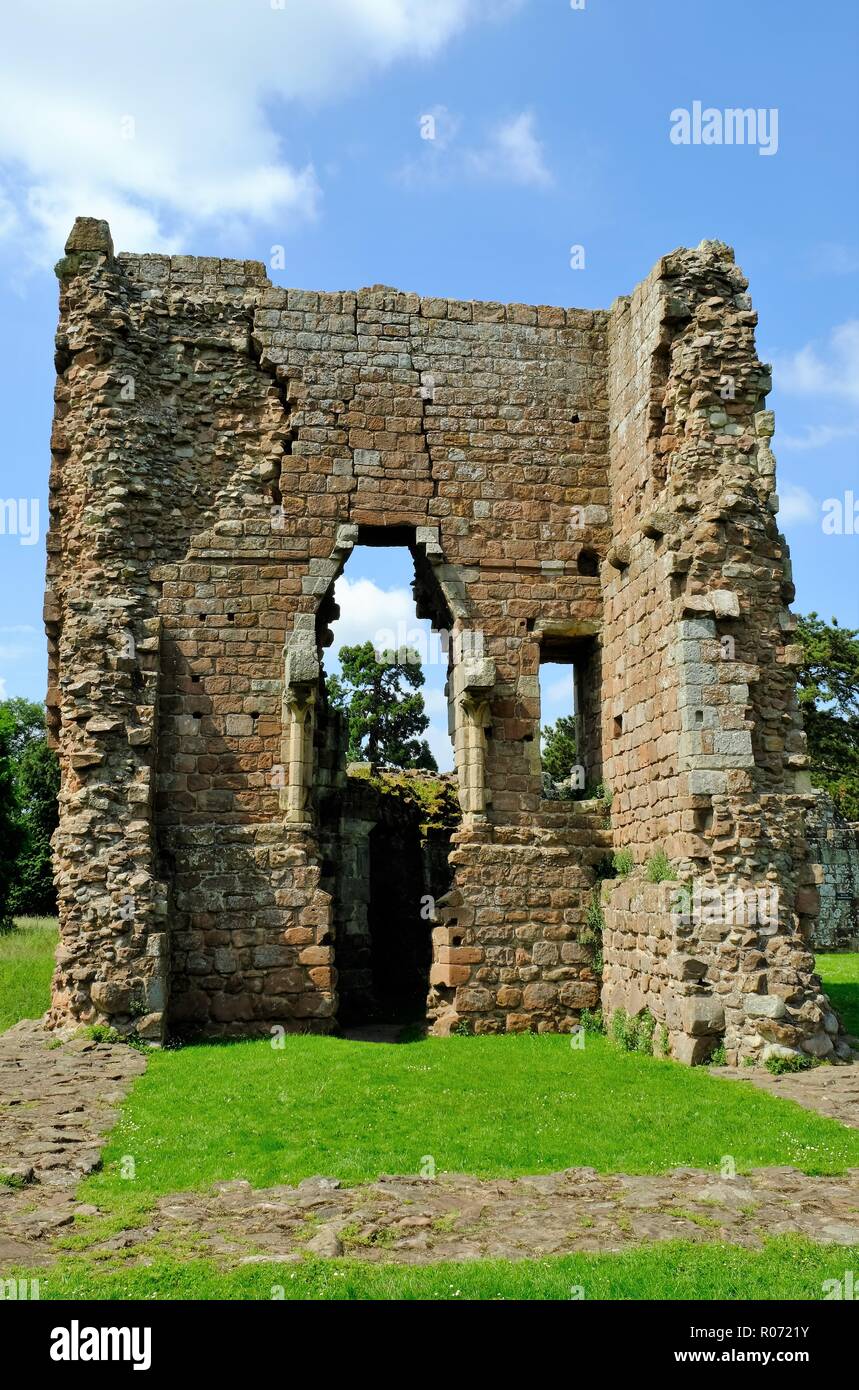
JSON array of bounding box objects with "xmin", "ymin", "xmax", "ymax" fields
[{"xmin": 309, "ymin": 525, "xmax": 467, "ymax": 1028}]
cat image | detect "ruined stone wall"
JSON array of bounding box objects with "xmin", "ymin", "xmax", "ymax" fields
[
  {"xmin": 44, "ymin": 217, "xmax": 847, "ymax": 1061},
  {"xmin": 600, "ymin": 242, "xmax": 839, "ymax": 1064}
]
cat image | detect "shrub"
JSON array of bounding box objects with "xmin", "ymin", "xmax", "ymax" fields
[
  {"xmin": 579, "ymin": 1008, "xmax": 604, "ymax": 1034},
  {"xmin": 0, "ymin": 707, "xmax": 25, "ymax": 931},
  {"xmin": 709, "ymin": 1043, "xmax": 727, "ymax": 1067},
  {"xmin": 612, "ymin": 848, "xmax": 633, "ymax": 877},
  {"xmin": 765, "ymin": 1052, "xmax": 819, "ymax": 1076},
  {"xmin": 593, "ymin": 783, "xmax": 613, "ymax": 826},
  {"xmin": 645, "ymin": 849, "xmax": 674, "ymax": 883},
  {"xmin": 633, "ymin": 1009, "xmax": 656, "ymax": 1055},
  {"xmin": 84, "ymin": 1024, "xmax": 122, "ymax": 1044},
  {"xmin": 610, "ymin": 1007, "xmax": 657, "ymax": 1055},
  {"xmin": 610, "ymin": 1007, "xmax": 632, "ymax": 1049},
  {"xmin": 579, "ymin": 890, "xmax": 604, "ymax": 977}
]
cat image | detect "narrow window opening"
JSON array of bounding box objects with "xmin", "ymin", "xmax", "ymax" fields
[{"xmin": 539, "ymin": 635, "xmax": 601, "ymax": 799}]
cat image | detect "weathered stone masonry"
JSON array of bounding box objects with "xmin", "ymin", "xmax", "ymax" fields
[{"xmin": 44, "ymin": 216, "xmax": 850, "ymax": 1064}]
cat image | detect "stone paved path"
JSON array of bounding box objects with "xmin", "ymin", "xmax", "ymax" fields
[
  {"xmin": 1, "ymin": 1024, "xmax": 857, "ymax": 1271},
  {"xmin": 710, "ymin": 1063, "xmax": 859, "ymax": 1129},
  {"xmin": 78, "ymin": 1166, "xmax": 859, "ymax": 1266},
  {"xmin": 0, "ymin": 1019, "xmax": 146, "ymax": 1266},
  {"xmin": 5, "ymin": 1166, "xmax": 859, "ymax": 1270}
]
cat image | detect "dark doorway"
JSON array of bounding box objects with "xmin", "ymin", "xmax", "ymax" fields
[{"xmin": 366, "ymin": 821, "xmax": 432, "ymax": 1022}]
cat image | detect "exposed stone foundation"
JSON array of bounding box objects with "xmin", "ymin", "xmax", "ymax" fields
[{"xmin": 44, "ymin": 217, "xmax": 848, "ymax": 1062}]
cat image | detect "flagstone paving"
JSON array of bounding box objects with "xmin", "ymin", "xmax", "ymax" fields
[{"xmin": 709, "ymin": 1062, "xmax": 859, "ymax": 1129}]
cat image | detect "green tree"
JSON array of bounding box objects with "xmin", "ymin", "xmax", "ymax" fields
[
  {"xmin": 3, "ymin": 696, "xmax": 45, "ymax": 757},
  {"xmin": 327, "ymin": 641, "xmax": 437, "ymax": 771},
  {"xmin": 0, "ymin": 704, "xmax": 26, "ymax": 931},
  {"xmin": 796, "ymin": 613, "xmax": 859, "ymax": 820},
  {"xmin": 541, "ymin": 714, "xmax": 579, "ymax": 784},
  {"xmin": 1, "ymin": 699, "xmax": 60, "ymax": 918}
]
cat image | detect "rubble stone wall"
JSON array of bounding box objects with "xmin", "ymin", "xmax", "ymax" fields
[
  {"xmin": 600, "ymin": 244, "xmax": 841, "ymax": 1064},
  {"xmin": 44, "ymin": 217, "xmax": 846, "ymax": 1061}
]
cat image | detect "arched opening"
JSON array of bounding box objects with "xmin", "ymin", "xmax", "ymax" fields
[{"xmin": 313, "ymin": 528, "xmax": 461, "ymax": 1027}]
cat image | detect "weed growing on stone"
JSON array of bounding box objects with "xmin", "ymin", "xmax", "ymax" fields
[
  {"xmin": 645, "ymin": 850, "xmax": 674, "ymax": 883},
  {"xmin": 765, "ymin": 1053, "xmax": 821, "ymax": 1076},
  {"xmin": 610, "ymin": 1007, "xmax": 656, "ymax": 1055},
  {"xmin": 612, "ymin": 849, "xmax": 633, "ymax": 877}
]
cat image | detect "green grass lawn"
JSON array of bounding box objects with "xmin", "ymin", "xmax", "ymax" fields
[
  {"xmin": 10, "ymin": 1238, "xmax": 858, "ymax": 1301},
  {"xmin": 81, "ymin": 1028, "xmax": 859, "ymax": 1227},
  {"xmin": 0, "ymin": 917, "xmax": 58, "ymax": 1032},
  {"xmin": 816, "ymin": 952, "xmax": 859, "ymax": 1037}
]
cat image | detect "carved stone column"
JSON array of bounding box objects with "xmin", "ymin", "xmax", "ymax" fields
[
  {"xmin": 282, "ymin": 629, "xmax": 321, "ymax": 825},
  {"xmin": 451, "ymin": 654, "xmax": 496, "ymax": 820},
  {"xmin": 283, "ymin": 685, "xmax": 316, "ymax": 823}
]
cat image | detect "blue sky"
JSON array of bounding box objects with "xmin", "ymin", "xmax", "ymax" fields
[{"xmin": 0, "ymin": 0, "xmax": 856, "ymax": 770}]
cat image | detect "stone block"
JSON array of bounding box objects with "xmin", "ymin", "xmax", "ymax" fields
[
  {"xmin": 744, "ymin": 993, "xmax": 787, "ymax": 1020},
  {"xmin": 681, "ymin": 997, "xmax": 725, "ymax": 1036},
  {"xmin": 430, "ymin": 963, "xmax": 471, "ymax": 988}
]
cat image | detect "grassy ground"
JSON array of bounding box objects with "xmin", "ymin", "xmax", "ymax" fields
[
  {"xmin": 9, "ymin": 1238, "xmax": 858, "ymax": 1300},
  {"xmin": 80, "ymin": 1029, "xmax": 859, "ymax": 1227},
  {"xmin": 816, "ymin": 952, "xmax": 859, "ymax": 1037},
  {"xmin": 0, "ymin": 917, "xmax": 58, "ymax": 1032}
]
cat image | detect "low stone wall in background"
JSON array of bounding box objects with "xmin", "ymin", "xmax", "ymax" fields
[{"xmin": 807, "ymin": 790, "xmax": 859, "ymax": 952}]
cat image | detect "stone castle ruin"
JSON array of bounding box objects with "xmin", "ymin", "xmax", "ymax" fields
[{"xmin": 44, "ymin": 216, "xmax": 851, "ymax": 1065}]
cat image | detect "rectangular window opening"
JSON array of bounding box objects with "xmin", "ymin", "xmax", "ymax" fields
[{"xmin": 538, "ymin": 636, "xmax": 601, "ymax": 800}]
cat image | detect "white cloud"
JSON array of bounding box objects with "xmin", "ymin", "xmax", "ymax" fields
[
  {"xmin": 777, "ymin": 482, "xmax": 818, "ymax": 526},
  {"xmin": 0, "ymin": 677, "xmax": 7, "ymax": 700},
  {"xmin": 329, "ymin": 575, "xmax": 422, "ymax": 655},
  {"xmin": 773, "ymin": 320, "xmax": 859, "ymax": 403},
  {"xmin": 467, "ymin": 110, "xmax": 552, "ymax": 187},
  {"xmin": 0, "ymin": 0, "xmax": 497, "ymax": 265},
  {"xmin": 399, "ymin": 107, "xmax": 552, "ymax": 189},
  {"xmin": 327, "ymin": 573, "xmax": 454, "ymax": 769},
  {"xmin": 779, "ymin": 422, "xmax": 859, "ymax": 451},
  {"xmin": 0, "ymin": 187, "xmax": 19, "ymax": 241}
]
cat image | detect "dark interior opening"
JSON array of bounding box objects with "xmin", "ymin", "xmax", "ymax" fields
[{"xmin": 367, "ymin": 821, "xmax": 432, "ymax": 1022}]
